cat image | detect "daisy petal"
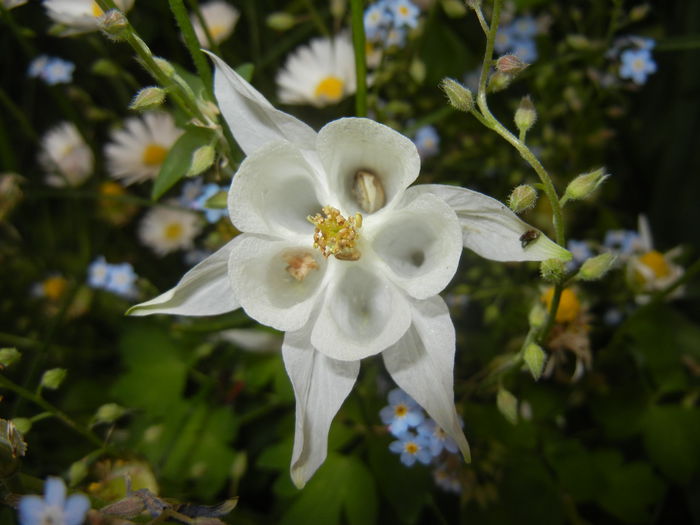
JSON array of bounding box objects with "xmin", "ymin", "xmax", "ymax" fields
[
  {"xmin": 311, "ymin": 264, "xmax": 411, "ymax": 361},
  {"xmin": 128, "ymin": 240, "xmax": 239, "ymax": 316},
  {"xmin": 283, "ymin": 325, "xmax": 360, "ymax": 488},
  {"xmin": 417, "ymin": 184, "xmax": 571, "ymax": 262},
  {"xmin": 370, "ymin": 189, "xmax": 462, "ymax": 299},
  {"xmin": 207, "ymin": 52, "xmax": 318, "ymax": 155},
  {"xmin": 228, "ymin": 234, "xmax": 327, "ymax": 332},
  {"xmin": 64, "ymin": 494, "xmax": 91, "ymax": 525},
  {"xmin": 316, "ymin": 118, "xmax": 420, "ymax": 215},
  {"xmin": 228, "ymin": 141, "xmax": 325, "ymax": 237},
  {"xmin": 383, "ymin": 296, "xmax": 471, "ymax": 461}
]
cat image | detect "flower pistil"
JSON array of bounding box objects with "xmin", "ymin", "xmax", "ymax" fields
[{"xmin": 308, "ymin": 206, "xmax": 362, "ymax": 261}]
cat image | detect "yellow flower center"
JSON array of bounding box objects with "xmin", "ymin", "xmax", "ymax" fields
[
  {"xmin": 308, "ymin": 206, "xmax": 362, "ymax": 261},
  {"xmin": 92, "ymin": 1, "xmax": 104, "ymax": 17},
  {"xmin": 394, "ymin": 404, "xmax": 408, "ymax": 417},
  {"xmin": 399, "ymin": 5, "xmax": 409, "ymax": 16},
  {"xmin": 314, "ymin": 76, "xmax": 344, "ymax": 103},
  {"xmin": 100, "ymin": 181, "xmax": 125, "ymax": 196},
  {"xmin": 209, "ymin": 24, "xmax": 227, "ymax": 40},
  {"xmin": 142, "ymin": 143, "xmax": 168, "ymax": 167},
  {"xmin": 541, "ymin": 287, "xmax": 581, "ymax": 324},
  {"xmin": 43, "ymin": 276, "xmax": 68, "ymax": 301},
  {"xmin": 164, "ymin": 222, "xmax": 184, "ymax": 241},
  {"xmin": 405, "ymin": 442, "xmax": 419, "ymax": 454},
  {"xmin": 638, "ymin": 250, "xmax": 669, "ymax": 278}
]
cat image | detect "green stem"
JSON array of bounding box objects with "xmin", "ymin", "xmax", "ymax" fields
[
  {"xmin": 302, "ymin": 0, "xmax": 329, "ymax": 37},
  {"xmin": 186, "ymin": 0, "xmax": 220, "ymax": 55},
  {"xmin": 350, "ymin": 0, "xmax": 367, "ymax": 117}
]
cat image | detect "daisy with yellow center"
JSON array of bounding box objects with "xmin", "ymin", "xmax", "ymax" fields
[
  {"xmin": 190, "ymin": 0, "xmax": 240, "ymax": 48},
  {"xmin": 105, "ymin": 112, "xmax": 182, "ymax": 186},
  {"xmin": 38, "ymin": 122, "xmax": 94, "ymax": 187},
  {"xmin": 42, "ymin": 0, "xmax": 134, "ymax": 35},
  {"xmin": 138, "ymin": 206, "xmax": 202, "ymax": 256}
]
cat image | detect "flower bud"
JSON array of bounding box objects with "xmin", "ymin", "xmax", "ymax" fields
[
  {"xmin": 129, "ymin": 87, "xmax": 166, "ymax": 111},
  {"xmin": 564, "ymin": 167, "xmax": 609, "ymax": 201},
  {"xmin": 577, "ymin": 253, "xmax": 617, "ymax": 281},
  {"xmin": 40, "ymin": 368, "xmax": 67, "ymax": 390},
  {"xmin": 187, "ymin": 145, "xmax": 216, "ymax": 177},
  {"xmin": 508, "ymin": 185, "xmax": 537, "ymax": 213},
  {"xmin": 496, "ymin": 54, "xmax": 528, "ymax": 75},
  {"xmin": 153, "ymin": 57, "xmax": 175, "ymax": 78},
  {"xmin": 0, "ymin": 348, "xmax": 21, "ymax": 368},
  {"xmin": 497, "ymin": 388, "xmax": 518, "ymax": 425},
  {"xmin": 68, "ymin": 459, "xmax": 89, "ymax": 486},
  {"xmin": 91, "ymin": 58, "xmax": 121, "ymax": 77},
  {"xmin": 514, "ymin": 96, "xmax": 537, "ymax": 134},
  {"xmin": 439, "ymin": 78, "xmax": 473, "ymax": 112},
  {"xmin": 99, "ymin": 9, "xmax": 129, "ymax": 41},
  {"xmin": 528, "ymin": 303, "xmax": 547, "ymax": 328},
  {"xmin": 205, "ymin": 190, "xmax": 228, "ymax": 209},
  {"xmin": 12, "ymin": 418, "xmax": 31, "ymax": 434},
  {"xmin": 442, "ymin": 0, "xmax": 468, "ymax": 17},
  {"xmin": 524, "ymin": 343, "xmax": 546, "ymax": 381},
  {"xmin": 540, "ymin": 258, "xmax": 566, "ymax": 283},
  {"xmin": 487, "ymin": 71, "xmax": 512, "ymax": 93},
  {"xmin": 266, "ymin": 12, "xmax": 296, "ymax": 31},
  {"xmin": 94, "ymin": 403, "xmax": 127, "ymax": 424}
]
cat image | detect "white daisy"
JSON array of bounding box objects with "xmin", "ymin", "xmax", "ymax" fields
[
  {"xmin": 191, "ymin": 0, "xmax": 240, "ymax": 48},
  {"xmin": 276, "ymin": 33, "xmax": 356, "ymax": 108},
  {"xmin": 138, "ymin": 206, "xmax": 202, "ymax": 256},
  {"xmin": 104, "ymin": 112, "xmax": 182, "ymax": 186},
  {"xmin": 39, "ymin": 122, "xmax": 94, "ymax": 187},
  {"xmin": 43, "ymin": 0, "xmax": 134, "ymax": 35}
]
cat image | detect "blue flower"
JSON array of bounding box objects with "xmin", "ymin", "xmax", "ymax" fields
[
  {"xmin": 87, "ymin": 256, "xmax": 111, "ymax": 288},
  {"xmin": 511, "ymin": 38, "xmax": 537, "ymax": 63},
  {"xmin": 385, "ymin": 26, "xmax": 407, "ymax": 48},
  {"xmin": 494, "ymin": 25, "xmax": 516, "ymax": 54},
  {"xmin": 413, "ymin": 125, "xmax": 439, "ymax": 159},
  {"xmin": 511, "ymin": 15, "xmax": 538, "ymax": 39},
  {"xmin": 433, "ymin": 461, "xmax": 462, "ymax": 493},
  {"xmin": 567, "ymin": 240, "xmax": 593, "ymax": 266},
  {"xmin": 105, "ymin": 262, "xmax": 138, "ymax": 297},
  {"xmin": 388, "ymin": 0, "xmax": 419, "ymax": 29},
  {"xmin": 364, "ymin": 3, "xmax": 390, "ymax": 41},
  {"xmin": 18, "ymin": 477, "xmax": 90, "ymax": 525},
  {"xmin": 417, "ymin": 419, "xmax": 459, "ymax": 456},
  {"xmin": 389, "ymin": 431, "xmax": 433, "ymax": 466},
  {"xmin": 619, "ymin": 48, "xmax": 657, "ymax": 85},
  {"xmin": 29, "ymin": 56, "xmax": 75, "ymax": 85},
  {"xmin": 192, "ymin": 183, "xmax": 228, "ymax": 223},
  {"xmin": 604, "ymin": 230, "xmax": 641, "ymax": 255},
  {"xmin": 380, "ymin": 388, "xmax": 424, "ymax": 436},
  {"xmin": 28, "ymin": 55, "xmax": 50, "ymax": 78}
]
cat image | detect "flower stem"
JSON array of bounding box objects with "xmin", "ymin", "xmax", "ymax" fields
[{"xmin": 350, "ymin": 0, "xmax": 368, "ymax": 117}]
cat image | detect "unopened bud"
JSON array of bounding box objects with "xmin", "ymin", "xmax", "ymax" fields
[
  {"xmin": 99, "ymin": 9, "xmax": 129, "ymax": 41},
  {"xmin": 496, "ymin": 54, "xmax": 528, "ymax": 75},
  {"xmin": 508, "ymin": 185, "xmax": 537, "ymax": 213},
  {"xmin": 497, "ymin": 388, "xmax": 518, "ymax": 425},
  {"xmin": 205, "ymin": 190, "xmax": 227, "ymax": 209},
  {"xmin": 528, "ymin": 302, "xmax": 547, "ymax": 328},
  {"xmin": 91, "ymin": 58, "xmax": 121, "ymax": 77},
  {"xmin": 439, "ymin": 78, "xmax": 473, "ymax": 112},
  {"xmin": 566, "ymin": 34, "xmax": 592, "ymax": 50},
  {"xmin": 153, "ymin": 57, "xmax": 175, "ymax": 78},
  {"xmin": 68, "ymin": 460, "xmax": 89, "ymax": 486},
  {"xmin": 564, "ymin": 167, "xmax": 609, "ymax": 201},
  {"xmin": 540, "ymin": 258, "xmax": 566, "ymax": 283},
  {"xmin": 0, "ymin": 348, "xmax": 20, "ymax": 368},
  {"xmin": 514, "ymin": 96, "xmax": 537, "ymax": 134},
  {"xmin": 266, "ymin": 12, "xmax": 296, "ymax": 31},
  {"xmin": 487, "ymin": 71, "xmax": 512, "ymax": 93},
  {"xmin": 129, "ymin": 87, "xmax": 165, "ymax": 111},
  {"xmin": 577, "ymin": 253, "xmax": 617, "ymax": 281},
  {"xmin": 94, "ymin": 403, "xmax": 127, "ymax": 424},
  {"xmin": 442, "ymin": 0, "xmax": 468, "ymax": 17},
  {"xmin": 12, "ymin": 418, "xmax": 31, "ymax": 434},
  {"xmin": 409, "ymin": 58, "xmax": 426, "ymax": 84},
  {"xmin": 41, "ymin": 368, "xmax": 67, "ymax": 390},
  {"xmin": 231, "ymin": 452, "xmax": 248, "ymax": 481},
  {"xmin": 187, "ymin": 145, "xmax": 216, "ymax": 177},
  {"xmin": 524, "ymin": 343, "xmax": 546, "ymax": 381}
]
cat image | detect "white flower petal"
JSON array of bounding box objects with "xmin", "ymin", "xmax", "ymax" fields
[
  {"xmin": 370, "ymin": 189, "xmax": 462, "ymax": 299},
  {"xmin": 283, "ymin": 325, "xmax": 360, "ymax": 488},
  {"xmin": 316, "ymin": 118, "xmax": 420, "ymax": 214},
  {"xmin": 228, "ymin": 141, "xmax": 326, "ymax": 237},
  {"xmin": 311, "ymin": 264, "xmax": 411, "ymax": 361},
  {"xmin": 228, "ymin": 234, "xmax": 327, "ymax": 332},
  {"xmin": 207, "ymin": 52, "xmax": 318, "ymax": 155},
  {"xmin": 382, "ymin": 296, "xmax": 470, "ymax": 461},
  {"xmin": 128, "ymin": 240, "xmax": 239, "ymax": 316},
  {"xmin": 417, "ymin": 184, "xmax": 571, "ymax": 261}
]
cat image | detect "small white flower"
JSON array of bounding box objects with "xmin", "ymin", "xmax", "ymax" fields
[
  {"xmin": 39, "ymin": 122, "xmax": 93, "ymax": 187},
  {"xmin": 43, "ymin": 0, "xmax": 134, "ymax": 35},
  {"xmin": 276, "ymin": 33, "xmax": 356, "ymax": 108},
  {"xmin": 105, "ymin": 112, "xmax": 183, "ymax": 186},
  {"xmin": 130, "ymin": 54, "xmax": 570, "ymax": 488},
  {"xmin": 138, "ymin": 205, "xmax": 202, "ymax": 256},
  {"xmin": 191, "ymin": 0, "xmax": 240, "ymax": 47}
]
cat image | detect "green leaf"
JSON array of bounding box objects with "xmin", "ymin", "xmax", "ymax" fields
[
  {"xmin": 151, "ymin": 126, "xmax": 215, "ymax": 201},
  {"xmin": 235, "ymin": 63, "xmax": 254, "ymax": 82}
]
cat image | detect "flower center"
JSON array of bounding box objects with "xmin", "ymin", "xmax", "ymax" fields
[
  {"xmin": 43, "ymin": 276, "xmax": 67, "ymax": 301},
  {"xmin": 541, "ymin": 287, "xmax": 580, "ymax": 323},
  {"xmin": 209, "ymin": 24, "xmax": 227, "ymax": 40},
  {"xmin": 398, "ymin": 5, "xmax": 409, "ymax": 16},
  {"xmin": 92, "ymin": 1, "xmax": 104, "ymax": 17},
  {"xmin": 314, "ymin": 76, "xmax": 344, "ymax": 103},
  {"xmin": 142, "ymin": 143, "xmax": 168, "ymax": 166},
  {"xmin": 284, "ymin": 251, "xmax": 319, "ymax": 281},
  {"xmin": 164, "ymin": 222, "xmax": 184, "ymax": 241},
  {"xmin": 308, "ymin": 206, "xmax": 362, "ymax": 261},
  {"xmin": 639, "ymin": 250, "xmax": 669, "ymax": 278},
  {"xmin": 394, "ymin": 404, "xmax": 408, "ymax": 418},
  {"xmin": 632, "ymin": 58, "xmax": 646, "ymax": 72},
  {"xmin": 404, "ymin": 442, "xmax": 419, "ymax": 455}
]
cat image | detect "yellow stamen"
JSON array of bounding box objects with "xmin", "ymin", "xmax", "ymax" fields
[
  {"xmin": 284, "ymin": 252, "xmax": 319, "ymax": 282},
  {"xmin": 314, "ymin": 76, "xmax": 344, "ymax": 103},
  {"xmin": 405, "ymin": 442, "xmax": 419, "ymax": 454},
  {"xmin": 399, "ymin": 6, "xmax": 409, "ymax": 16},
  {"xmin": 308, "ymin": 206, "xmax": 362, "ymax": 261},
  {"xmin": 638, "ymin": 250, "xmax": 670, "ymax": 278},
  {"xmin": 142, "ymin": 143, "xmax": 168, "ymax": 166},
  {"xmin": 541, "ymin": 287, "xmax": 581, "ymax": 324},
  {"xmin": 394, "ymin": 404, "xmax": 408, "ymax": 417},
  {"xmin": 100, "ymin": 181, "xmax": 125, "ymax": 196},
  {"xmin": 164, "ymin": 223, "xmax": 183, "ymax": 241},
  {"xmin": 43, "ymin": 276, "xmax": 68, "ymax": 301},
  {"xmin": 92, "ymin": 1, "xmax": 104, "ymax": 17},
  {"xmin": 209, "ymin": 24, "xmax": 227, "ymax": 40}
]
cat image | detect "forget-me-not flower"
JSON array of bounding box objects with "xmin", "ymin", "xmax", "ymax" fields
[
  {"xmin": 380, "ymin": 388, "xmax": 425, "ymax": 436},
  {"xmin": 389, "ymin": 431, "xmax": 433, "ymax": 466},
  {"xmin": 18, "ymin": 477, "xmax": 90, "ymax": 525},
  {"xmin": 413, "ymin": 125, "xmax": 439, "ymax": 159},
  {"xmin": 619, "ymin": 48, "xmax": 657, "ymax": 85},
  {"xmin": 192, "ymin": 183, "xmax": 228, "ymax": 223}
]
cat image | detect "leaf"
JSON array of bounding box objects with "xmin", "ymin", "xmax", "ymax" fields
[
  {"xmin": 235, "ymin": 63, "xmax": 254, "ymax": 82},
  {"xmin": 151, "ymin": 126, "xmax": 216, "ymax": 201}
]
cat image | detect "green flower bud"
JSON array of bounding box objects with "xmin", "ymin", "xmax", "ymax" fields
[
  {"xmin": 91, "ymin": 58, "xmax": 121, "ymax": 77},
  {"xmin": 487, "ymin": 71, "xmax": 512, "ymax": 93},
  {"xmin": 497, "ymin": 388, "xmax": 518, "ymax": 425},
  {"xmin": 514, "ymin": 96, "xmax": 537, "ymax": 134},
  {"xmin": 524, "ymin": 343, "xmax": 546, "ymax": 381},
  {"xmin": 508, "ymin": 184, "xmax": 537, "ymax": 213},
  {"xmin": 153, "ymin": 57, "xmax": 175, "ymax": 78},
  {"xmin": 12, "ymin": 418, "xmax": 31, "ymax": 435},
  {"xmin": 442, "ymin": 0, "xmax": 468, "ymax": 17},
  {"xmin": 577, "ymin": 253, "xmax": 617, "ymax": 281},
  {"xmin": 0, "ymin": 348, "xmax": 21, "ymax": 368},
  {"xmin": 566, "ymin": 34, "xmax": 592, "ymax": 50},
  {"xmin": 187, "ymin": 145, "xmax": 216, "ymax": 177},
  {"xmin": 94, "ymin": 403, "xmax": 127, "ymax": 424},
  {"xmin": 231, "ymin": 451, "xmax": 248, "ymax": 481},
  {"xmin": 540, "ymin": 258, "xmax": 566, "ymax": 283},
  {"xmin": 439, "ymin": 78, "xmax": 474, "ymax": 112},
  {"xmin": 528, "ymin": 303, "xmax": 547, "ymax": 328},
  {"xmin": 564, "ymin": 167, "xmax": 609, "ymax": 202},
  {"xmin": 129, "ymin": 87, "xmax": 166, "ymax": 112},
  {"xmin": 409, "ymin": 58, "xmax": 426, "ymax": 84},
  {"xmin": 99, "ymin": 9, "xmax": 129, "ymax": 41},
  {"xmin": 68, "ymin": 459, "xmax": 89, "ymax": 486},
  {"xmin": 266, "ymin": 12, "xmax": 296, "ymax": 31},
  {"xmin": 40, "ymin": 368, "xmax": 67, "ymax": 390},
  {"xmin": 497, "ymin": 54, "xmax": 528, "ymax": 74},
  {"xmin": 205, "ymin": 190, "xmax": 227, "ymax": 209}
]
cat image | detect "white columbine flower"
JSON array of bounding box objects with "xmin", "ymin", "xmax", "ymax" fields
[
  {"xmin": 105, "ymin": 112, "xmax": 182, "ymax": 186},
  {"xmin": 43, "ymin": 0, "xmax": 134, "ymax": 35},
  {"xmin": 39, "ymin": 122, "xmax": 94, "ymax": 187},
  {"xmin": 276, "ymin": 33, "xmax": 356, "ymax": 108},
  {"xmin": 130, "ymin": 54, "xmax": 570, "ymax": 488},
  {"xmin": 138, "ymin": 205, "xmax": 202, "ymax": 256},
  {"xmin": 191, "ymin": 0, "xmax": 240, "ymax": 47}
]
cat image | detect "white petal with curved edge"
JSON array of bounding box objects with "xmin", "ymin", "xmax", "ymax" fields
[
  {"xmin": 228, "ymin": 141, "xmax": 326, "ymax": 237},
  {"xmin": 416, "ymin": 184, "xmax": 571, "ymax": 262},
  {"xmin": 283, "ymin": 325, "xmax": 360, "ymax": 488},
  {"xmin": 369, "ymin": 190, "xmax": 462, "ymax": 299},
  {"xmin": 311, "ymin": 264, "xmax": 411, "ymax": 361},
  {"xmin": 128, "ymin": 240, "xmax": 239, "ymax": 317},
  {"xmin": 382, "ymin": 295, "xmax": 471, "ymax": 461},
  {"xmin": 207, "ymin": 52, "xmax": 318, "ymax": 155},
  {"xmin": 228, "ymin": 234, "xmax": 327, "ymax": 332},
  {"xmin": 316, "ymin": 118, "xmax": 421, "ymax": 215}
]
